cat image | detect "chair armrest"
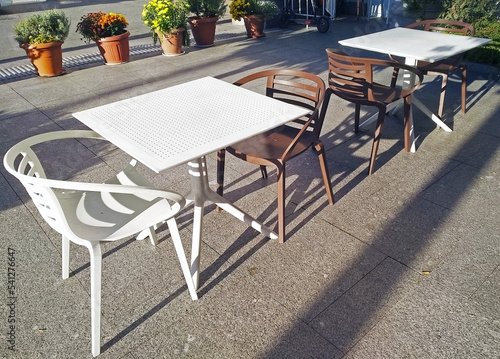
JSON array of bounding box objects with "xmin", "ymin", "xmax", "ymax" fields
[
  {"xmin": 368, "ymin": 58, "xmax": 423, "ymax": 84},
  {"xmin": 365, "ymin": 58, "xmax": 424, "ymax": 99},
  {"xmin": 32, "ymin": 178, "xmax": 186, "ymax": 209},
  {"xmin": 280, "ymin": 114, "xmax": 315, "ymax": 162}
]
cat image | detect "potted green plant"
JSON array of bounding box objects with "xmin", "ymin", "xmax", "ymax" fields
[
  {"xmin": 142, "ymin": 0, "xmax": 190, "ymax": 56},
  {"xmin": 13, "ymin": 9, "xmax": 70, "ymax": 77},
  {"xmin": 229, "ymin": 0, "xmax": 279, "ymax": 38},
  {"xmin": 76, "ymin": 12, "xmax": 130, "ymax": 65},
  {"xmin": 186, "ymin": 0, "xmax": 227, "ymax": 47}
]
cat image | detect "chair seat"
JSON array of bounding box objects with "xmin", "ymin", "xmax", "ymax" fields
[
  {"xmin": 228, "ymin": 125, "xmax": 316, "ymax": 161},
  {"xmin": 333, "ymin": 81, "xmax": 408, "ymax": 106},
  {"xmin": 55, "ymin": 159, "xmax": 175, "ymax": 243},
  {"xmin": 417, "ymin": 55, "xmax": 462, "ymax": 75},
  {"xmin": 58, "ymin": 190, "xmax": 174, "ymax": 243}
]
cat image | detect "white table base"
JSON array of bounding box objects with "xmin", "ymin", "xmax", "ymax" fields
[{"xmin": 185, "ymin": 156, "xmax": 278, "ymax": 289}]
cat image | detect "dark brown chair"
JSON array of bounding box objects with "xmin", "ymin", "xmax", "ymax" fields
[
  {"xmin": 324, "ymin": 48, "xmax": 423, "ymax": 174},
  {"xmin": 216, "ymin": 69, "xmax": 334, "ymax": 243},
  {"xmin": 390, "ymin": 20, "xmax": 475, "ymax": 118}
]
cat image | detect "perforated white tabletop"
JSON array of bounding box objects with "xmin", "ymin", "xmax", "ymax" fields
[
  {"xmin": 73, "ymin": 77, "xmax": 309, "ymax": 173},
  {"xmin": 339, "ymin": 27, "xmax": 491, "ymax": 63}
]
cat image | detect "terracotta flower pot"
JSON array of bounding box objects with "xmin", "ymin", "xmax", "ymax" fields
[
  {"xmin": 244, "ymin": 15, "xmax": 265, "ymax": 38},
  {"xmin": 156, "ymin": 28, "xmax": 185, "ymax": 56},
  {"xmin": 96, "ymin": 31, "xmax": 130, "ymax": 65},
  {"xmin": 188, "ymin": 17, "xmax": 218, "ymax": 47},
  {"xmin": 22, "ymin": 41, "xmax": 64, "ymax": 77}
]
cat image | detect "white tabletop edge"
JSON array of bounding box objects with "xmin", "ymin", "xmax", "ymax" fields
[{"xmin": 339, "ymin": 27, "xmax": 492, "ymax": 63}]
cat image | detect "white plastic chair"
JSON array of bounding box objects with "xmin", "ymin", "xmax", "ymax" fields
[{"xmin": 3, "ymin": 130, "xmax": 198, "ymax": 357}]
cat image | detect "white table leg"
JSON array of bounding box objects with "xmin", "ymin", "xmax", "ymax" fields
[
  {"xmin": 185, "ymin": 156, "xmax": 278, "ymax": 290},
  {"xmin": 404, "ymin": 57, "xmax": 418, "ymax": 152},
  {"xmin": 190, "ymin": 204, "xmax": 203, "ymax": 290},
  {"xmin": 403, "ymin": 57, "xmax": 453, "ymax": 151},
  {"xmin": 411, "ymin": 96, "xmax": 453, "ymax": 132}
]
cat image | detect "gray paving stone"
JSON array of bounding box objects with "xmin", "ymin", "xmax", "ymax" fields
[
  {"xmin": 311, "ymin": 257, "xmax": 420, "ymax": 353},
  {"xmin": 343, "ymin": 277, "xmax": 500, "ymax": 358}
]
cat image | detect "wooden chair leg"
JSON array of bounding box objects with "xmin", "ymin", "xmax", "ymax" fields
[
  {"xmin": 313, "ymin": 141, "xmax": 334, "ymax": 205},
  {"xmin": 368, "ymin": 108, "xmax": 386, "ymax": 175},
  {"xmin": 354, "ymin": 103, "xmax": 361, "ymax": 133},
  {"xmin": 461, "ymin": 65, "xmax": 467, "ymax": 114},
  {"xmin": 390, "ymin": 67, "xmax": 399, "ymax": 88},
  {"xmin": 260, "ymin": 165, "xmax": 268, "ymax": 179},
  {"xmin": 276, "ymin": 164, "xmax": 286, "ymax": 243},
  {"xmin": 216, "ymin": 149, "xmax": 225, "ymax": 196},
  {"xmin": 216, "ymin": 149, "xmax": 225, "ymax": 212},
  {"xmin": 438, "ymin": 74, "xmax": 448, "ymax": 118}
]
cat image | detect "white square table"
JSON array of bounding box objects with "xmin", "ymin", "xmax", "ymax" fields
[
  {"xmin": 339, "ymin": 27, "xmax": 491, "ymax": 151},
  {"xmin": 73, "ymin": 76, "xmax": 308, "ymax": 290}
]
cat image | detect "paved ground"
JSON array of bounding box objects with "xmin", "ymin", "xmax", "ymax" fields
[{"xmin": 1, "ymin": 1, "xmax": 500, "ymax": 358}]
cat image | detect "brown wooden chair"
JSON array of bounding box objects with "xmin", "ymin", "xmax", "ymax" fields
[
  {"xmin": 324, "ymin": 48, "xmax": 423, "ymax": 174},
  {"xmin": 216, "ymin": 69, "xmax": 334, "ymax": 243},
  {"xmin": 390, "ymin": 20, "xmax": 475, "ymax": 118}
]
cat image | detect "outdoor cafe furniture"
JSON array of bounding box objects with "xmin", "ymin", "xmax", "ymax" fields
[
  {"xmin": 324, "ymin": 48, "xmax": 423, "ymax": 174},
  {"xmin": 216, "ymin": 69, "xmax": 334, "ymax": 243},
  {"xmin": 2, "ymin": 130, "xmax": 198, "ymax": 357},
  {"xmin": 72, "ymin": 76, "xmax": 309, "ymax": 290},
  {"xmin": 338, "ymin": 27, "xmax": 491, "ymax": 152}
]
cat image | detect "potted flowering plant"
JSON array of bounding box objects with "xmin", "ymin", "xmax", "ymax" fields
[
  {"xmin": 229, "ymin": 0, "xmax": 278, "ymax": 38},
  {"xmin": 186, "ymin": 0, "xmax": 227, "ymax": 47},
  {"xmin": 13, "ymin": 9, "xmax": 70, "ymax": 76},
  {"xmin": 76, "ymin": 12, "xmax": 130, "ymax": 64},
  {"xmin": 142, "ymin": 0, "xmax": 190, "ymax": 55}
]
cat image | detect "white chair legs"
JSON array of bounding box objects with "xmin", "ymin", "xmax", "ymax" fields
[
  {"xmin": 87, "ymin": 242, "xmax": 102, "ymax": 357},
  {"xmin": 61, "ymin": 218, "xmax": 197, "ymax": 357},
  {"xmin": 62, "ymin": 235, "xmax": 70, "ymax": 280}
]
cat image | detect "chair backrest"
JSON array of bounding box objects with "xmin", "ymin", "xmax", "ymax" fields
[
  {"xmin": 3, "ymin": 130, "xmax": 185, "ymax": 243},
  {"xmin": 233, "ymin": 69, "xmax": 326, "ymax": 138},
  {"xmin": 3, "ymin": 131, "xmax": 82, "ymax": 236},
  {"xmin": 407, "ymin": 19, "xmax": 475, "ymax": 37},
  {"xmin": 325, "ymin": 48, "xmax": 423, "ymax": 105},
  {"xmin": 326, "ymin": 48, "xmax": 373, "ymax": 103}
]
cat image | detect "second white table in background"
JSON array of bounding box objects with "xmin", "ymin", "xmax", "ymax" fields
[{"xmin": 339, "ymin": 27, "xmax": 491, "ymax": 151}]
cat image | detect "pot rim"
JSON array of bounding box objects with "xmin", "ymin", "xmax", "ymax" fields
[
  {"xmin": 97, "ymin": 31, "xmax": 130, "ymax": 43},
  {"xmin": 20, "ymin": 41, "xmax": 64, "ymax": 50}
]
